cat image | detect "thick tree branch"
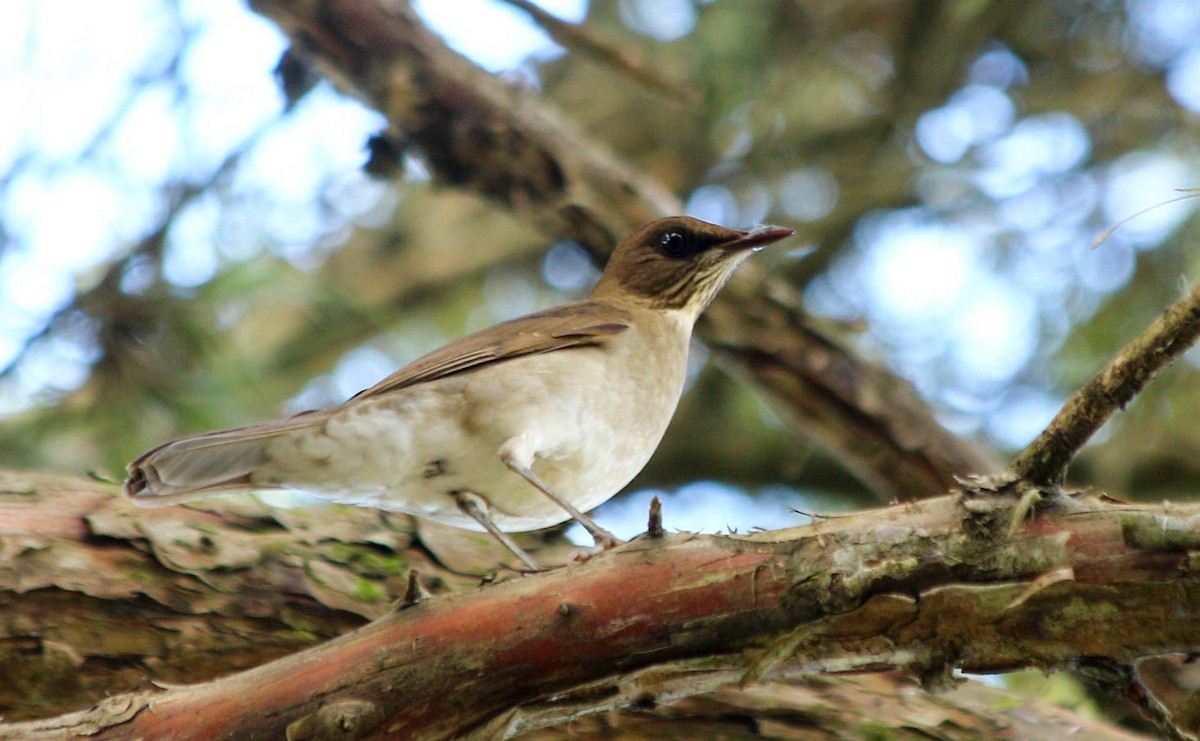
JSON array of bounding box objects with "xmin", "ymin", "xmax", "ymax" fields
[
  {"xmin": 0, "ymin": 469, "xmax": 574, "ymax": 720},
  {"xmin": 248, "ymin": 0, "xmax": 999, "ymax": 498},
  {"xmin": 2, "ymin": 470, "xmax": 1197, "ymax": 739},
  {"xmin": 1010, "ymin": 280, "xmax": 1200, "ymax": 487},
  {"xmin": 0, "ymin": 470, "xmax": 1153, "ymax": 738}
]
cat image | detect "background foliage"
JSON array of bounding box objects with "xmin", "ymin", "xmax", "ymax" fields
[{"xmin": 3, "ymin": 0, "xmax": 1200, "ymax": 532}]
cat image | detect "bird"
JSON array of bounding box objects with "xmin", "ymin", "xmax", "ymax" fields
[{"xmin": 125, "ymin": 216, "xmax": 795, "ymax": 569}]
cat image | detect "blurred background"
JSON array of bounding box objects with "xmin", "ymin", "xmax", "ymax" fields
[{"xmin": 2, "ymin": 0, "xmax": 1200, "ymax": 547}]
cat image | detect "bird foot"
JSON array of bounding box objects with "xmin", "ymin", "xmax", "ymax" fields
[
  {"xmin": 563, "ymin": 525, "xmax": 622, "ymax": 564},
  {"xmin": 565, "ymin": 544, "xmax": 612, "ymax": 566},
  {"xmin": 588, "ymin": 529, "xmax": 623, "ymax": 551}
]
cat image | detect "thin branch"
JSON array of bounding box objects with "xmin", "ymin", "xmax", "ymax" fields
[
  {"xmin": 0, "ymin": 109, "xmax": 282, "ymax": 382},
  {"xmin": 496, "ymin": 0, "xmax": 697, "ymax": 103},
  {"xmin": 1008, "ymin": 279, "xmax": 1200, "ymax": 487},
  {"xmin": 0, "ymin": 469, "xmax": 575, "ymax": 721}
]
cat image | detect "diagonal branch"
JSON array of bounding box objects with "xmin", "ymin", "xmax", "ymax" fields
[
  {"xmin": 495, "ymin": 0, "xmax": 697, "ymax": 102},
  {"xmin": 1009, "ymin": 280, "xmax": 1200, "ymax": 487}
]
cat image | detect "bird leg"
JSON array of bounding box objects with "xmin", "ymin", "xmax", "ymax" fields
[
  {"xmin": 453, "ymin": 491, "xmax": 542, "ymax": 571},
  {"xmin": 497, "ymin": 449, "xmax": 622, "ymax": 551},
  {"xmin": 507, "ymin": 462, "xmax": 621, "ymax": 549}
]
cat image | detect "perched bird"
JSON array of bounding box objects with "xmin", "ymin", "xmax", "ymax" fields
[{"xmin": 126, "ymin": 216, "xmax": 794, "ymax": 569}]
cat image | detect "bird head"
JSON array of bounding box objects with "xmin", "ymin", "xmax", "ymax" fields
[{"xmin": 592, "ymin": 216, "xmax": 795, "ymax": 318}]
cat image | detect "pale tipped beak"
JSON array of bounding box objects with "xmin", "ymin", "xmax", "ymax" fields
[{"xmin": 721, "ymin": 225, "xmax": 796, "ymax": 253}]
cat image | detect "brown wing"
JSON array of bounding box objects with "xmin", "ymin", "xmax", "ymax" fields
[{"xmin": 349, "ymin": 300, "xmax": 631, "ymax": 401}]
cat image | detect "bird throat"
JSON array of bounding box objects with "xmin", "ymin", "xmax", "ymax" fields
[{"xmin": 644, "ymin": 257, "xmax": 745, "ymax": 312}]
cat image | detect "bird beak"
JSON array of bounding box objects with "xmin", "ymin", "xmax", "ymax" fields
[{"xmin": 720, "ymin": 225, "xmax": 796, "ymax": 253}]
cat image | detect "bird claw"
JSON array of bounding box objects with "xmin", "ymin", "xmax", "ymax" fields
[
  {"xmin": 567, "ymin": 542, "xmax": 619, "ymax": 565},
  {"xmin": 590, "ymin": 530, "xmax": 623, "ymax": 550}
]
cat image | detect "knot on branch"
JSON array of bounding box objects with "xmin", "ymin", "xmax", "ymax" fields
[
  {"xmin": 286, "ymin": 699, "xmax": 383, "ymax": 740},
  {"xmin": 819, "ymin": 570, "xmax": 864, "ymax": 614},
  {"xmin": 815, "ymin": 557, "xmax": 919, "ymax": 615},
  {"xmin": 955, "ymin": 474, "xmax": 1043, "ymax": 543}
]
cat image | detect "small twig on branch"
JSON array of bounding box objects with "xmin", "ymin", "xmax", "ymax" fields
[
  {"xmin": 790, "ymin": 507, "xmax": 851, "ymax": 520},
  {"xmin": 1092, "ymin": 189, "xmax": 1200, "ymax": 248},
  {"xmin": 401, "ymin": 569, "xmax": 426, "ymax": 607},
  {"xmin": 1008, "ymin": 279, "xmax": 1200, "ymax": 488},
  {"xmin": 647, "ymin": 495, "xmax": 663, "ymax": 537},
  {"xmin": 496, "ymin": 0, "xmax": 697, "ymax": 103}
]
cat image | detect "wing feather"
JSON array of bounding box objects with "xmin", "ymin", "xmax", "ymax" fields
[
  {"xmin": 349, "ymin": 300, "xmax": 631, "ymax": 400},
  {"xmin": 127, "ymin": 301, "xmax": 630, "ymax": 504}
]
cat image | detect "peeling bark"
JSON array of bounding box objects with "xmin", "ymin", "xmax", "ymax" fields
[
  {"xmin": 0, "ymin": 469, "xmax": 1193, "ymax": 739},
  {"xmin": 0, "ymin": 469, "xmax": 572, "ymax": 721},
  {"xmin": 520, "ymin": 673, "xmax": 1147, "ymax": 740}
]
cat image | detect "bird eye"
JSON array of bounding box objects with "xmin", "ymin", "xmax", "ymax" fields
[{"xmin": 659, "ymin": 231, "xmax": 689, "ymax": 258}]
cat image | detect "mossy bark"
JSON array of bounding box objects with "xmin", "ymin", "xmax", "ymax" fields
[{"xmin": 0, "ymin": 469, "xmax": 1187, "ymax": 739}]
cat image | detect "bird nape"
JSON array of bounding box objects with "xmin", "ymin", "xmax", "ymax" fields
[{"xmin": 125, "ymin": 216, "xmax": 795, "ymax": 570}]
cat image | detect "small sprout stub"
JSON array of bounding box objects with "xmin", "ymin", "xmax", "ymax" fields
[
  {"xmin": 403, "ymin": 569, "xmax": 423, "ymax": 608},
  {"xmin": 648, "ymin": 495, "xmax": 664, "ymax": 538}
]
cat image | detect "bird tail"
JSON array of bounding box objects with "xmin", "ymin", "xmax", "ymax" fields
[{"xmin": 125, "ymin": 416, "xmax": 322, "ymax": 507}]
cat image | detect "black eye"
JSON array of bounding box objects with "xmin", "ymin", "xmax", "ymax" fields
[{"xmin": 660, "ymin": 231, "xmax": 689, "ymax": 257}]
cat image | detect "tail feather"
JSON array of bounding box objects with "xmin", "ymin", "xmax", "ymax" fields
[{"xmin": 125, "ymin": 416, "xmax": 324, "ymax": 507}]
